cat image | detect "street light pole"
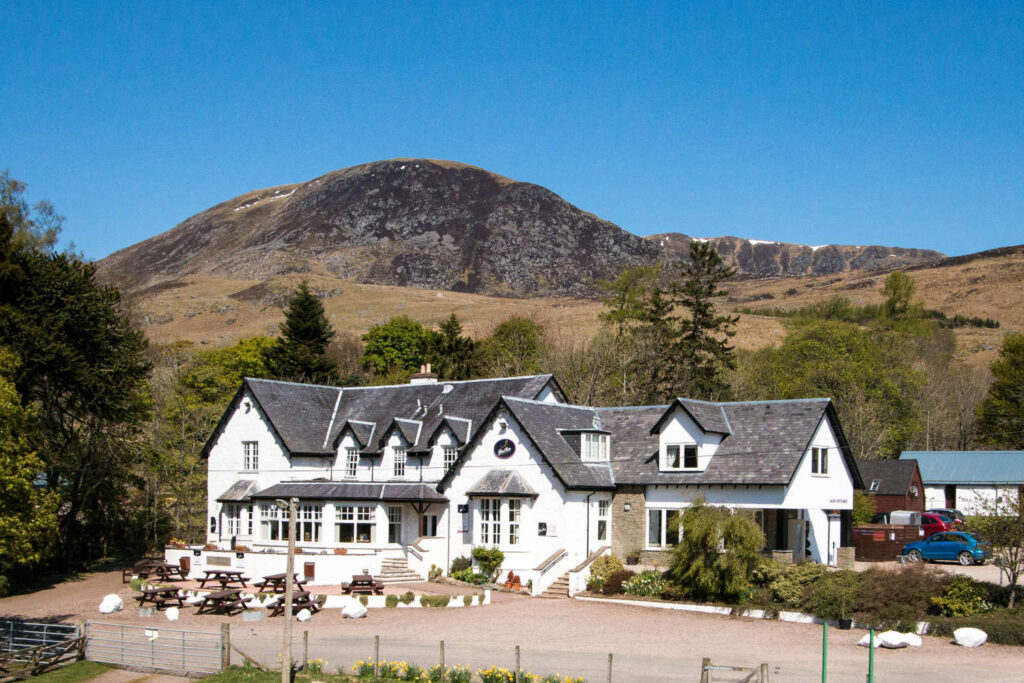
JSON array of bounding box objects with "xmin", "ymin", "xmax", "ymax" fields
[{"xmin": 280, "ymin": 497, "xmax": 298, "ymax": 683}]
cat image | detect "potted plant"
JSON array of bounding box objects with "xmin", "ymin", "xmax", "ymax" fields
[
  {"xmin": 625, "ymin": 548, "xmax": 641, "ymax": 565},
  {"xmin": 333, "ymin": 548, "xmax": 348, "ymax": 555}
]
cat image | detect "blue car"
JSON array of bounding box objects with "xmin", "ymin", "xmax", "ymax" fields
[{"xmin": 902, "ymin": 531, "xmax": 991, "ymax": 566}]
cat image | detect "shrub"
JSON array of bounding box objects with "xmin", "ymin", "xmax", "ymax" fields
[
  {"xmin": 400, "ymin": 590, "xmax": 415, "ymax": 605},
  {"xmin": 463, "ymin": 594, "xmax": 472, "ymax": 606},
  {"xmin": 855, "ymin": 565, "xmax": 947, "ymax": 630},
  {"xmin": 769, "ymin": 562, "xmax": 828, "ymax": 607},
  {"xmin": 851, "ymin": 490, "xmax": 876, "ymax": 526},
  {"xmin": 623, "ymin": 570, "xmax": 667, "ymax": 598},
  {"xmin": 129, "ymin": 578, "xmax": 144, "ymax": 591},
  {"xmin": 802, "ymin": 570, "xmax": 861, "ymax": 620},
  {"xmin": 358, "ymin": 595, "xmax": 368, "ymax": 607},
  {"xmin": 450, "ymin": 555, "xmax": 472, "ymax": 574},
  {"xmin": 385, "ymin": 594, "xmax": 399, "ymax": 608},
  {"xmin": 477, "ymin": 592, "xmax": 485, "ymax": 604},
  {"xmin": 931, "ymin": 575, "xmax": 992, "ymax": 617},
  {"xmin": 472, "ymin": 546, "xmax": 505, "ymax": 582},
  {"xmin": 590, "ymin": 554, "xmax": 624, "ymax": 583},
  {"xmin": 929, "ymin": 608, "xmax": 1024, "ymax": 646},
  {"xmin": 601, "ymin": 569, "xmax": 636, "ymax": 595},
  {"xmin": 452, "ymin": 568, "xmax": 488, "ymax": 584}
]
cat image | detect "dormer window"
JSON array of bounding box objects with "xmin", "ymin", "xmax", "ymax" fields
[
  {"xmin": 664, "ymin": 444, "xmax": 698, "ymax": 470},
  {"xmin": 581, "ymin": 433, "xmax": 610, "ymax": 462},
  {"xmin": 393, "ymin": 447, "xmax": 407, "ymax": 477}
]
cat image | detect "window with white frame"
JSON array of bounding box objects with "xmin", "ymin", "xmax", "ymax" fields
[
  {"xmin": 296, "ymin": 504, "xmax": 323, "ymax": 543},
  {"xmin": 508, "ymin": 499, "xmax": 521, "ymax": 545},
  {"xmin": 225, "ymin": 505, "xmax": 241, "ymax": 536},
  {"xmin": 663, "ymin": 444, "xmax": 698, "ymax": 470},
  {"xmin": 480, "ymin": 498, "xmax": 501, "ymax": 545},
  {"xmin": 647, "ymin": 508, "xmax": 683, "ymax": 548},
  {"xmin": 246, "ymin": 505, "xmax": 253, "ymax": 535},
  {"xmin": 243, "ymin": 441, "xmax": 258, "ymax": 471},
  {"xmin": 811, "ymin": 447, "xmax": 829, "ymax": 475},
  {"xmin": 443, "ymin": 447, "xmax": 458, "ymax": 471},
  {"xmin": 869, "ymin": 479, "xmax": 880, "ymax": 492},
  {"xmin": 336, "ymin": 505, "xmax": 376, "ymax": 543},
  {"xmin": 393, "ymin": 447, "xmax": 407, "ymax": 477},
  {"xmin": 345, "ymin": 447, "xmax": 359, "ymax": 478},
  {"xmin": 597, "ymin": 499, "xmax": 609, "ymax": 541},
  {"xmin": 259, "ymin": 503, "xmax": 287, "ymax": 541},
  {"xmin": 388, "ymin": 506, "xmax": 403, "ymax": 544},
  {"xmin": 581, "ymin": 433, "xmax": 610, "ymax": 461}
]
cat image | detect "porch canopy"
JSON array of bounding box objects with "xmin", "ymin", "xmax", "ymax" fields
[
  {"xmin": 250, "ymin": 481, "xmax": 448, "ymax": 505},
  {"xmin": 466, "ymin": 469, "xmax": 538, "ymax": 497}
]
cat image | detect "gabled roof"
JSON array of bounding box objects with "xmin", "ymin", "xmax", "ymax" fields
[
  {"xmin": 203, "ymin": 374, "xmax": 557, "ymax": 459},
  {"xmin": 856, "ymin": 459, "xmax": 919, "ymax": 496},
  {"xmin": 466, "ymin": 469, "xmax": 538, "ymax": 497},
  {"xmin": 217, "ymin": 480, "xmax": 261, "ymax": 502},
  {"xmin": 425, "ymin": 415, "xmax": 473, "ymax": 447},
  {"xmin": 650, "ymin": 398, "xmax": 732, "ymax": 435},
  {"xmin": 900, "ymin": 451, "xmax": 1024, "ymax": 485},
  {"xmin": 251, "ymin": 481, "xmax": 447, "ymax": 503},
  {"xmin": 382, "ymin": 418, "xmax": 422, "ymax": 449}
]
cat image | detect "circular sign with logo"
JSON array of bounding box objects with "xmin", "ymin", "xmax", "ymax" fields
[{"xmin": 494, "ymin": 438, "xmax": 516, "ymax": 459}]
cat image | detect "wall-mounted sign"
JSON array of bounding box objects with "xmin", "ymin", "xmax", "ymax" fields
[
  {"xmin": 538, "ymin": 522, "xmax": 547, "ymax": 537},
  {"xmin": 494, "ymin": 439, "xmax": 515, "ymax": 459},
  {"xmin": 457, "ymin": 503, "xmax": 469, "ymax": 514}
]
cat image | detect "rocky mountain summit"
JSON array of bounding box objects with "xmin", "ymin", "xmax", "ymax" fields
[{"xmin": 99, "ymin": 159, "xmax": 944, "ymax": 297}]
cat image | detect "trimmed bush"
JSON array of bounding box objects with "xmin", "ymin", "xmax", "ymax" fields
[
  {"xmin": 400, "ymin": 590, "xmax": 415, "ymax": 605},
  {"xmin": 602, "ymin": 569, "xmax": 636, "ymax": 595},
  {"xmin": 472, "ymin": 546, "xmax": 505, "ymax": 582},
  {"xmin": 358, "ymin": 595, "xmax": 368, "ymax": 607},
  {"xmin": 931, "ymin": 575, "xmax": 992, "ymax": 617},
  {"xmin": 802, "ymin": 570, "xmax": 861, "ymax": 620},
  {"xmin": 769, "ymin": 562, "xmax": 828, "ymax": 607},
  {"xmin": 451, "ymin": 568, "xmax": 488, "ymax": 584},
  {"xmin": 450, "ymin": 556, "xmax": 472, "ymax": 574},
  {"xmin": 590, "ymin": 554, "xmax": 624, "ymax": 583},
  {"xmin": 463, "ymin": 594, "xmax": 472, "ymax": 606},
  {"xmin": 385, "ymin": 594, "xmax": 399, "ymax": 608}
]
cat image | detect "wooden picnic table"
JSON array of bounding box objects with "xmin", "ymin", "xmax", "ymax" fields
[
  {"xmin": 341, "ymin": 574, "xmax": 384, "ymax": 595},
  {"xmin": 253, "ymin": 573, "xmax": 307, "ymax": 594},
  {"xmin": 135, "ymin": 586, "xmax": 186, "ymax": 609},
  {"xmin": 137, "ymin": 563, "xmax": 187, "ymax": 582},
  {"xmin": 196, "ymin": 588, "xmax": 245, "ymax": 615},
  {"xmin": 198, "ymin": 569, "xmax": 249, "ymax": 589},
  {"xmin": 269, "ymin": 590, "xmax": 321, "ymax": 617}
]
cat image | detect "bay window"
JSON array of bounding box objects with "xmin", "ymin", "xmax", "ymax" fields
[
  {"xmin": 297, "ymin": 504, "xmax": 322, "ymax": 542},
  {"xmin": 336, "ymin": 505, "xmax": 376, "ymax": 543},
  {"xmin": 480, "ymin": 498, "xmax": 501, "ymax": 545},
  {"xmin": 259, "ymin": 503, "xmax": 322, "ymax": 542}
]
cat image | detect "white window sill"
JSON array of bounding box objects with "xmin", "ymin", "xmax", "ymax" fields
[{"xmin": 811, "ymin": 473, "xmax": 830, "ymax": 478}]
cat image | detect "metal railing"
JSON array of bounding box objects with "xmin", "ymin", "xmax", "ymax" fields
[
  {"xmin": 85, "ymin": 621, "xmax": 223, "ymax": 675},
  {"xmin": 537, "ymin": 550, "xmax": 568, "ymax": 575},
  {"xmin": 0, "ymin": 620, "xmax": 78, "ymax": 654}
]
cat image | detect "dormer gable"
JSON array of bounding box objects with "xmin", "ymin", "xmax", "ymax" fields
[{"xmin": 652, "ymin": 401, "xmax": 725, "ymax": 473}]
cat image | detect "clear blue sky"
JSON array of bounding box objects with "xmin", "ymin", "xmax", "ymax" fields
[{"xmin": 3, "ymin": 2, "xmax": 1022, "ymax": 260}]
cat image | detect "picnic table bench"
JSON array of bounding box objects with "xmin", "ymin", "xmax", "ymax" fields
[
  {"xmin": 135, "ymin": 586, "xmax": 186, "ymax": 609},
  {"xmin": 253, "ymin": 573, "xmax": 307, "ymax": 594},
  {"xmin": 268, "ymin": 590, "xmax": 321, "ymax": 617},
  {"xmin": 123, "ymin": 559, "xmax": 184, "ymax": 583},
  {"xmin": 196, "ymin": 588, "xmax": 245, "ymax": 615},
  {"xmin": 341, "ymin": 574, "xmax": 384, "ymax": 595},
  {"xmin": 198, "ymin": 569, "xmax": 249, "ymax": 589}
]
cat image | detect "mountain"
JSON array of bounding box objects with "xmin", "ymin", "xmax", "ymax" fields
[{"xmin": 98, "ymin": 159, "xmax": 943, "ymax": 297}]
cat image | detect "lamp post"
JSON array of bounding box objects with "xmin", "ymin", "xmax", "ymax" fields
[{"xmin": 277, "ymin": 497, "xmax": 297, "ymax": 683}]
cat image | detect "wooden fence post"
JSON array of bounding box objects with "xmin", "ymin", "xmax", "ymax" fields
[
  {"xmin": 220, "ymin": 623, "xmax": 230, "ymax": 671},
  {"xmin": 760, "ymin": 662, "xmax": 769, "ymax": 682},
  {"xmin": 607, "ymin": 652, "xmax": 613, "ymax": 683},
  {"xmin": 302, "ymin": 631, "xmax": 308, "ymax": 670},
  {"xmin": 374, "ymin": 635, "xmax": 380, "ymax": 678},
  {"xmin": 440, "ymin": 640, "xmax": 445, "ymax": 683},
  {"xmin": 700, "ymin": 657, "xmax": 711, "ymax": 683},
  {"xmin": 514, "ymin": 644, "xmax": 520, "ymax": 683}
]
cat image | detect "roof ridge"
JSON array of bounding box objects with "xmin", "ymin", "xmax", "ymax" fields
[
  {"xmin": 246, "ymin": 376, "xmax": 340, "ymax": 389},
  {"xmin": 503, "ymin": 396, "xmax": 595, "ymax": 410},
  {"xmin": 596, "ymin": 404, "xmax": 671, "ymax": 412},
  {"xmin": 336, "ymin": 373, "xmax": 554, "ymax": 391},
  {"xmin": 717, "ymin": 398, "xmax": 831, "ymax": 406}
]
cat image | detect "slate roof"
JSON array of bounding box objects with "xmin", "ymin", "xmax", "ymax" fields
[
  {"xmin": 203, "ymin": 374, "xmax": 558, "ymax": 458},
  {"xmin": 856, "ymin": 459, "xmax": 918, "ymax": 496},
  {"xmin": 466, "ymin": 469, "xmax": 538, "ymax": 497},
  {"xmin": 250, "ymin": 481, "xmax": 448, "ymax": 503},
  {"xmin": 217, "ymin": 480, "xmax": 261, "ymax": 502},
  {"xmin": 900, "ymin": 451, "xmax": 1024, "ymax": 485}
]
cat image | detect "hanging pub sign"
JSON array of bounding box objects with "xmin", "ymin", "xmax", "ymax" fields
[
  {"xmin": 457, "ymin": 503, "xmax": 469, "ymax": 513},
  {"xmin": 494, "ymin": 438, "xmax": 516, "ymax": 459}
]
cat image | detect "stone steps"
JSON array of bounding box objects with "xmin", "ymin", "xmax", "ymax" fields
[
  {"xmin": 377, "ymin": 557, "xmax": 423, "ymax": 584},
  {"xmin": 539, "ymin": 573, "xmax": 570, "ymax": 598}
]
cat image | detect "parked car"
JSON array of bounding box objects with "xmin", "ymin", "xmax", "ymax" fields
[
  {"xmin": 870, "ymin": 510, "xmax": 922, "ymax": 525},
  {"xmin": 921, "ymin": 512, "xmax": 956, "ymax": 537},
  {"xmin": 902, "ymin": 531, "xmax": 992, "ymax": 566},
  {"xmin": 926, "ymin": 508, "xmax": 966, "ymax": 524}
]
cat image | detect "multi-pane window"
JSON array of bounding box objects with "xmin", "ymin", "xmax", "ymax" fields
[
  {"xmin": 443, "ymin": 447, "xmax": 458, "ymax": 471},
  {"xmin": 664, "ymin": 444, "xmax": 698, "ymax": 470},
  {"xmin": 508, "ymin": 499, "xmax": 521, "ymax": 545},
  {"xmin": 581, "ymin": 433, "xmax": 610, "ymax": 461},
  {"xmin": 336, "ymin": 505, "xmax": 376, "ymax": 543},
  {"xmin": 243, "ymin": 441, "xmax": 259, "ymax": 471},
  {"xmin": 647, "ymin": 509, "xmax": 682, "ymax": 548},
  {"xmin": 297, "ymin": 504, "xmax": 322, "ymax": 543},
  {"xmin": 225, "ymin": 505, "xmax": 241, "ymax": 536},
  {"xmin": 388, "ymin": 506, "xmax": 403, "ymax": 544},
  {"xmin": 393, "ymin": 447, "xmax": 406, "ymax": 478},
  {"xmin": 345, "ymin": 447, "xmax": 359, "ymax": 478},
  {"xmin": 597, "ymin": 499, "xmax": 609, "ymax": 542},
  {"xmin": 812, "ymin": 447, "xmax": 829, "ymax": 475},
  {"xmin": 480, "ymin": 498, "xmax": 501, "ymax": 545},
  {"xmin": 246, "ymin": 505, "xmax": 253, "ymax": 536},
  {"xmin": 260, "ymin": 503, "xmax": 287, "ymax": 541}
]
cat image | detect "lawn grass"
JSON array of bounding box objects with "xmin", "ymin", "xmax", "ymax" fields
[{"xmin": 31, "ymin": 660, "xmax": 112, "ymax": 683}]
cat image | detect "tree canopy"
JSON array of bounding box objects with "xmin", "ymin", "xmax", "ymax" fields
[
  {"xmin": 361, "ymin": 315, "xmax": 432, "ymax": 380},
  {"xmin": 976, "ymin": 332, "xmax": 1024, "ymax": 449},
  {"xmin": 263, "ymin": 282, "xmax": 339, "ymax": 384}
]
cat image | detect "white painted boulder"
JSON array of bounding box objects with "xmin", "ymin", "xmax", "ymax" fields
[
  {"xmin": 902, "ymin": 633, "xmax": 922, "ymax": 647},
  {"xmin": 878, "ymin": 631, "xmax": 909, "ymax": 649},
  {"xmin": 296, "ymin": 608, "xmax": 312, "ymax": 622},
  {"xmin": 342, "ymin": 601, "xmax": 368, "ymax": 619},
  {"xmin": 954, "ymin": 627, "xmax": 987, "ymax": 648},
  {"xmin": 165, "ymin": 607, "xmax": 180, "ymax": 621},
  {"xmin": 857, "ymin": 633, "xmax": 882, "ymax": 648},
  {"xmin": 98, "ymin": 594, "xmax": 123, "ymax": 614}
]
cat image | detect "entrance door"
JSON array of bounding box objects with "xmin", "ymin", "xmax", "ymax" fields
[
  {"xmin": 787, "ymin": 517, "xmax": 806, "ymax": 560},
  {"xmin": 388, "ymin": 506, "xmax": 403, "ymax": 544},
  {"xmin": 421, "ymin": 514, "xmax": 438, "ymax": 537},
  {"xmin": 945, "ymin": 485, "xmax": 957, "ymax": 509}
]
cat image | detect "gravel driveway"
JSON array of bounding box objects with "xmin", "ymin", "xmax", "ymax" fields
[{"xmin": 2, "ymin": 571, "xmax": 1022, "ymax": 682}]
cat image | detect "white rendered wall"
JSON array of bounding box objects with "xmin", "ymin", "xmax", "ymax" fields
[{"xmin": 656, "ymin": 406, "xmax": 724, "ymax": 472}]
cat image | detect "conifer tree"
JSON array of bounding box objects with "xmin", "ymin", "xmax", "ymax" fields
[
  {"xmin": 264, "ymin": 282, "xmax": 339, "ymax": 384},
  {"xmin": 428, "ymin": 313, "xmax": 478, "ymax": 380},
  {"xmin": 977, "ymin": 332, "xmax": 1024, "ymax": 449}
]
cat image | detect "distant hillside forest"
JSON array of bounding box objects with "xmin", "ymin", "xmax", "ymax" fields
[{"xmin": 1, "ymin": 171, "xmax": 1022, "ymax": 593}]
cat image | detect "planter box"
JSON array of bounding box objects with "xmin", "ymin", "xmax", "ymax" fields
[{"xmin": 333, "ymin": 548, "xmax": 347, "ymax": 555}]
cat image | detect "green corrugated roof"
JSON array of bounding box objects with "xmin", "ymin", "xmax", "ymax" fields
[{"xmin": 900, "ymin": 451, "xmax": 1024, "ymax": 484}]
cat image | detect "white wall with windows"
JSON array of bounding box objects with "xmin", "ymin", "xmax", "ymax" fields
[{"xmin": 656, "ymin": 407, "xmax": 724, "ymax": 473}]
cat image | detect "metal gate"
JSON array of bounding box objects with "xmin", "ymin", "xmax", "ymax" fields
[
  {"xmin": 85, "ymin": 622, "xmax": 222, "ymax": 675},
  {"xmin": 0, "ymin": 620, "xmax": 79, "ymax": 653}
]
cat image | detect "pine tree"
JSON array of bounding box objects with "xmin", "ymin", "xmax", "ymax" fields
[
  {"xmin": 428, "ymin": 313, "xmax": 478, "ymax": 380},
  {"xmin": 264, "ymin": 282, "xmax": 340, "ymax": 384},
  {"xmin": 668, "ymin": 241, "xmax": 738, "ymax": 400},
  {"xmin": 977, "ymin": 332, "xmax": 1024, "ymax": 449}
]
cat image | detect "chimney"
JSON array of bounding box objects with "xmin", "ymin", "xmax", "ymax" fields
[{"xmin": 409, "ymin": 362, "xmax": 438, "ymax": 385}]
